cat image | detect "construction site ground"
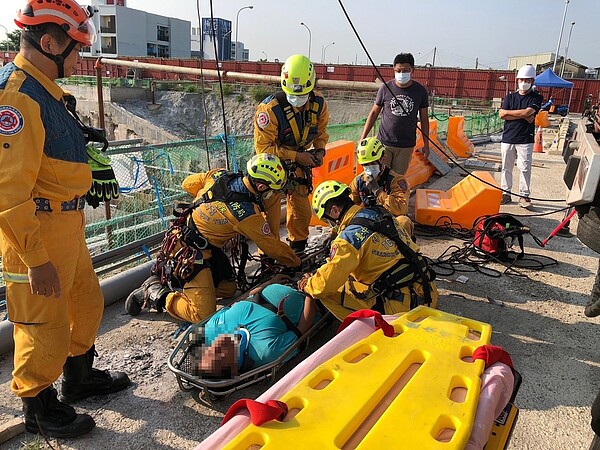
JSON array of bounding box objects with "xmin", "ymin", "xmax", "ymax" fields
[{"xmin": 1, "ymin": 117, "xmax": 599, "ymax": 449}]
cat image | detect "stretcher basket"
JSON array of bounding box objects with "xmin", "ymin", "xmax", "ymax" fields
[{"xmin": 167, "ymin": 244, "xmax": 333, "ymax": 401}]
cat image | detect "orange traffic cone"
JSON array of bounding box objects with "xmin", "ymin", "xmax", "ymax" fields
[{"xmin": 533, "ymin": 126, "xmax": 544, "ymax": 153}]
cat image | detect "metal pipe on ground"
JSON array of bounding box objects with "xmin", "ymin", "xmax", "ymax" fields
[
  {"xmin": 98, "ymin": 58, "xmax": 380, "ymax": 92},
  {"xmin": 0, "ymin": 261, "xmax": 154, "ymax": 356}
]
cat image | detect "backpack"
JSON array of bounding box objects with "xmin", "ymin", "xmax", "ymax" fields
[{"xmin": 473, "ymin": 214, "xmax": 529, "ymax": 260}]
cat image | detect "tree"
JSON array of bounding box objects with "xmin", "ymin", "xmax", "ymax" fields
[{"xmin": 0, "ymin": 30, "xmax": 21, "ymax": 52}]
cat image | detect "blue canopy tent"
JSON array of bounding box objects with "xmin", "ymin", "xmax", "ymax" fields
[{"xmin": 534, "ymin": 68, "xmax": 574, "ymax": 111}]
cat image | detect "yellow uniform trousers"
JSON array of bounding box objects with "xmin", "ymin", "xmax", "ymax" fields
[
  {"xmin": 262, "ymin": 183, "xmax": 312, "ymax": 243},
  {"xmin": 165, "ymin": 267, "xmax": 237, "ymax": 324},
  {"xmin": 2, "ymin": 210, "xmax": 103, "ymax": 398}
]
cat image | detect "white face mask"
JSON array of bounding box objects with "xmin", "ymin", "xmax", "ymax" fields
[
  {"xmin": 395, "ymin": 72, "xmax": 411, "ymax": 84},
  {"xmin": 518, "ymin": 81, "xmax": 532, "ymax": 92},
  {"xmin": 286, "ymin": 94, "xmax": 309, "ymax": 108},
  {"xmin": 363, "ymin": 165, "xmax": 381, "ymax": 178}
]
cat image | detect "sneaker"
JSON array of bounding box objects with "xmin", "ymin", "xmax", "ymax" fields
[
  {"xmin": 501, "ymin": 194, "xmax": 512, "ymax": 205},
  {"xmin": 518, "ymin": 197, "xmax": 532, "ymax": 209}
]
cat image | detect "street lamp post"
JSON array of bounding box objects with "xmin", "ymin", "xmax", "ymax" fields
[
  {"xmin": 560, "ymin": 21, "xmax": 575, "ymax": 78},
  {"xmin": 0, "ymin": 25, "xmax": 10, "ymax": 52},
  {"xmin": 221, "ymin": 30, "xmax": 232, "ymax": 61},
  {"xmin": 234, "ymin": 5, "xmax": 253, "ymax": 62},
  {"xmin": 300, "ymin": 22, "xmax": 312, "ymax": 60},
  {"xmin": 321, "ymin": 41, "xmax": 335, "ymax": 64},
  {"xmin": 552, "ymin": 0, "xmax": 570, "ymax": 72},
  {"xmin": 261, "ymin": 51, "xmax": 268, "ymax": 61}
]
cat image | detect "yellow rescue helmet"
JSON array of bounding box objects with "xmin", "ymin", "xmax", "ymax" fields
[
  {"xmin": 312, "ymin": 180, "xmax": 349, "ymax": 219},
  {"xmin": 357, "ymin": 137, "xmax": 385, "ymax": 165},
  {"xmin": 246, "ymin": 153, "xmax": 286, "ymax": 190},
  {"xmin": 281, "ymin": 54, "xmax": 315, "ymax": 95}
]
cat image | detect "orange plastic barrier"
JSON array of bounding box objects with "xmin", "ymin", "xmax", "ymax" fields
[
  {"xmin": 535, "ymin": 111, "xmax": 550, "ymax": 128},
  {"xmin": 446, "ymin": 116, "xmax": 475, "ymax": 158},
  {"xmin": 309, "ymin": 140, "xmax": 357, "ymax": 226},
  {"xmin": 415, "ymin": 171, "xmax": 501, "ymax": 228},
  {"xmin": 405, "ymin": 150, "xmax": 435, "ymax": 189}
]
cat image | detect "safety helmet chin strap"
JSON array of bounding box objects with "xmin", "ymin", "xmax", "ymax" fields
[{"xmin": 23, "ymin": 33, "xmax": 78, "ymax": 79}]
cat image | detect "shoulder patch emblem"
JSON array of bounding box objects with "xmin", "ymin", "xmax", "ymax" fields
[
  {"xmin": 398, "ymin": 178, "xmax": 408, "ymax": 191},
  {"xmin": 0, "ymin": 106, "xmax": 24, "ymax": 136},
  {"xmin": 257, "ymin": 112, "xmax": 270, "ymax": 129},
  {"xmin": 261, "ymin": 222, "xmax": 271, "ymax": 235}
]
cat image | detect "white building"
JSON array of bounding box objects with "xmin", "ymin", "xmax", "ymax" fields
[{"xmin": 83, "ymin": 0, "xmax": 191, "ymax": 58}]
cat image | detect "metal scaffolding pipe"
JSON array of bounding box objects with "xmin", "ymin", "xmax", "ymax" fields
[
  {"xmin": 98, "ymin": 58, "xmax": 380, "ymax": 92},
  {"xmin": 0, "ymin": 261, "xmax": 154, "ymax": 356}
]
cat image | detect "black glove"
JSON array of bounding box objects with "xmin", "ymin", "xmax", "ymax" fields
[{"xmin": 86, "ymin": 145, "xmax": 119, "ymax": 208}]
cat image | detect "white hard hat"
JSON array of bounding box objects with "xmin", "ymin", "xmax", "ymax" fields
[{"xmin": 516, "ymin": 65, "xmax": 536, "ymax": 79}]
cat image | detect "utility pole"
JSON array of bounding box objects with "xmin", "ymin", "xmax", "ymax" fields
[
  {"xmin": 432, "ymin": 47, "xmax": 436, "ymax": 67},
  {"xmin": 475, "ymin": 57, "xmax": 479, "ymax": 69}
]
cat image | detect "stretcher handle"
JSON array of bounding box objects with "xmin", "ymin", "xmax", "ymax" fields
[
  {"xmin": 337, "ymin": 310, "xmax": 395, "ymax": 337},
  {"xmin": 221, "ymin": 399, "xmax": 288, "ymax": 426}
]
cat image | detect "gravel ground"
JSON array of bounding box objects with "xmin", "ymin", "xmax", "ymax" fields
[{"xmin": 1, "ymin": 116, "xmax": 599, "ymax": 449}]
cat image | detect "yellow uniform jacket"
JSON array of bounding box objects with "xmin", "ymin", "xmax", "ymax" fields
[
  {"xmin": 182, "ymin": 169, "xmax": 300, "ymax": 268},
  {"xmin": 304, "ymin": 205, "xmax": 436, "ymax": 315},
  {"xmin": 0, "ymin": 54, "xmax": 91, "ymax": 268},
  {"xmin": 254, "ymin": 91, "xmax": 329, "ymax": 161}
]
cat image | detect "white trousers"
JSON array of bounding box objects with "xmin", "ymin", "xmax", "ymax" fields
[{"xmin": 500, "ymin": 142, "xmax": 533, "ymax": 197}]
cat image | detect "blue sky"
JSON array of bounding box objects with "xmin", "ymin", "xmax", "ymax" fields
[{"xmin": 2, "ymin": 0, "xmax": 598, "ymax": 69}]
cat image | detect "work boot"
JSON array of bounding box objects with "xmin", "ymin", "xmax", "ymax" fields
[
  {"xmin": 518, "ymin": 197, "xmax": 532, "ymax": 209},
  {"xmin": 61, "ymin": 345, "xmax": 131, "ymax": 404},
  {"xmin": 22, "ymin": 386, "xmax": 95, "ymax": 438},
  {"xmin": 500, "ymin": 194, "xmax": 512, "ymax": 205},
  {"xmin": 289, "ymin": 239, "xmax": 307, "ymax": 254},
  {"xmin": 585, "ymin": 265, "xmax": 600, "ymax": 318},
  {"xmin": 125, "ymin": 275, "xmax": 171, "ymax": 315}
]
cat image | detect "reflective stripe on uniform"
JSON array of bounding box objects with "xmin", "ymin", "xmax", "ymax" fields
[{"xmin": 3, "ymin": 271, "xmax": 29, "ymax": 283}]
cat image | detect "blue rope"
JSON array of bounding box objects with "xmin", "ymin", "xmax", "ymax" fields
[
  {"xmin": 152, "ymin": 175, "xmax": 166, "ymax": 227},
  {"xmin": 120, "ymin": 149, "xmax": 173, "ymax": 194}
]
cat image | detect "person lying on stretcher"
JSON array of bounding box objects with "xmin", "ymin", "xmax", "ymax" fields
[{"xmin": 195, "ymin": 275, "xmax": 318, "ymax": 379}]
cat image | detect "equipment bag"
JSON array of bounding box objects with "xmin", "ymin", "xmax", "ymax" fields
[{"xmin": 473, "ymin": 214, "xmax": 529, "ymax": 260}]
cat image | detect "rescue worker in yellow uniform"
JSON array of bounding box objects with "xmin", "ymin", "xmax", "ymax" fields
[
  {"xmin": 254, "ymin": 54, "xmax": 329, "ymax": 253},
  {"xmin": 0, "ymin": 0, "xmax": 129, "ymax": 438},
  {"xmin": 350, "ymin": 137, "xmax": 413, "ymax": 235},
  {"xmin": 126, "ymin": 154, "xmax": 301, "ymax": 324},
  {"xmin": 298, "ymin": 181, "xmax": 437, "ymax": 321}
]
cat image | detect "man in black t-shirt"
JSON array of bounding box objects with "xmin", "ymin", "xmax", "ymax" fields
[
  {"xmin": 360, "ymin": 53, "xmax": 429, "ymax": 175},
  {"xmin": 499, "ymin": 64, "xmax": 543, "ymax": 209}
]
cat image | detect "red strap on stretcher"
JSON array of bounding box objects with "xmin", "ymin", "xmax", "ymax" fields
[
  {"xmin": 221, "ymin": 399, "xmax": 288, "ymax": 426},
  {"xmin": 337, "ymin": 310, "xmax": 395, "ymax": 337},
  {"xmin": 473, "ymin": 344, "xmax": 514, "ymax": 369}
]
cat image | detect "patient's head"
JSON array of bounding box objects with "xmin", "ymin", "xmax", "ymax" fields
[{"xmin": 197, "ymin": 334, "xmax": 238, "ymax": 379}]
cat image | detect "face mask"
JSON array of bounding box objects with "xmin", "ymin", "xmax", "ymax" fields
[
  {"xmin": 395, "ymin": 72, "xmax": 411, "ymax": 84},
  {"xmin": 286, "ymin": 94, "xmax": 309, "ymax": 108},
  {"xmin": 363, "ymin": 165, "xmax": 381, "ymax": 178},
  {"xmin": 518, "ymin": 81, "xmax": 532, "ymax": 92}
]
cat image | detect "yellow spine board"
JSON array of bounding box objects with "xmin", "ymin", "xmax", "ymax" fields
[{"xmin": 224, "ymin": 306, "xmax": 492, "ymax": 450}]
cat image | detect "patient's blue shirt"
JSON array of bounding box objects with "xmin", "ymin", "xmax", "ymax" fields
[{"xmin": 204, "ymin": 284, "xmax": 308, "ymax": 368}]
